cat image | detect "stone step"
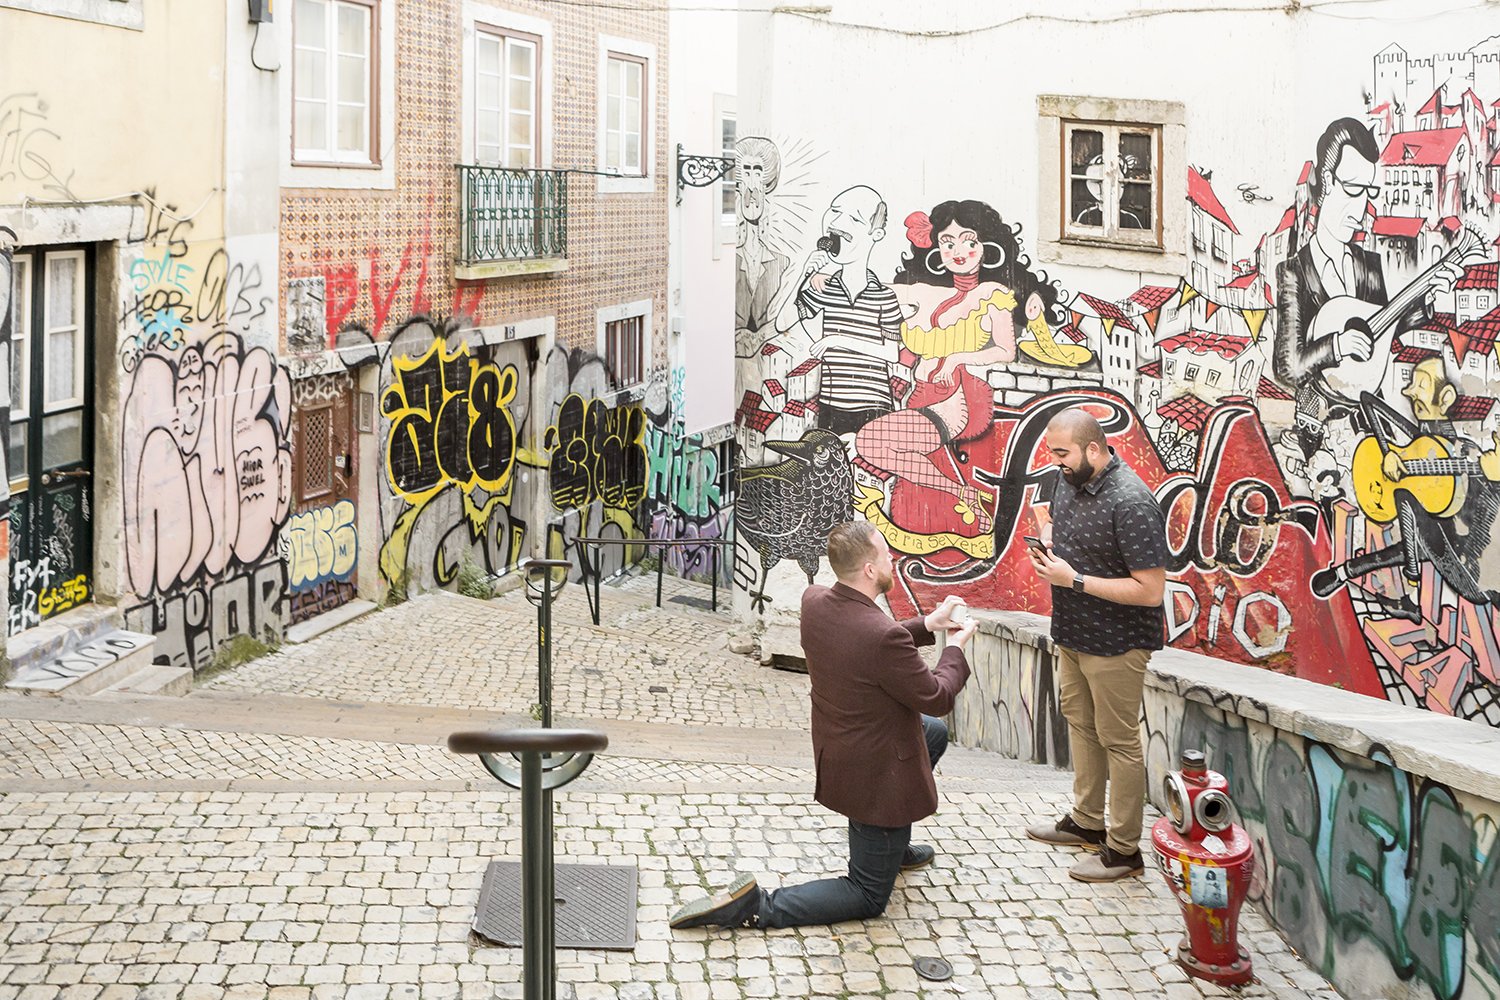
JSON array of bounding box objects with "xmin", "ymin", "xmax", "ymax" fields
[
  {"xmin": 98, "ymin": 664, "xmax": 193, "ymax": 698},
  {"xmin": 283, "ymin": 599, "xmax": 377, "ymax": 644},
  {"xmin": 6, "ymin": 603, "xmax": 123, "ymax": 679},
  {"xmin": 5, "ymin": 629, "xmax": 157, "ymax": 697}
]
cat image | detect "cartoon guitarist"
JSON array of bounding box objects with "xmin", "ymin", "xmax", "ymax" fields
[
  {"xmin": 1312, "ymin": 358, "xmax": 1500, "ymax": 619},
  {"xmin": 1274, "ymin": 118, "xmax": 1466, "ymax": 458}
]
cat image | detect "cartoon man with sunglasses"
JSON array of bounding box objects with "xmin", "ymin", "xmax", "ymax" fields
[{"xmin": 1274, "ymin": 117, "xmax": 1460, "ymax": 458}]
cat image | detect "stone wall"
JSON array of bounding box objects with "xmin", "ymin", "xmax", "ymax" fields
[{"xmin": 961, "ymin": 615, "xmax": 1500, "ymax": 1000}]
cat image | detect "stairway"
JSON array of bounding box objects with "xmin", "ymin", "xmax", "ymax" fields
[{"xmin": 4, "ymin": 604, "xmax": 188, "ymax": 697}]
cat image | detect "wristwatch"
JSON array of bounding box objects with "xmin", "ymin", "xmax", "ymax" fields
[{"xmin": 1072, "ymin": 574, "xmax": 1086, "ymax": 593}]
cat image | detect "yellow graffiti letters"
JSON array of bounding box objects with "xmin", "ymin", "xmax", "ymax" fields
[{"xmin": 383, "ymin": 340, "xmax": 518, "ymax": 503}]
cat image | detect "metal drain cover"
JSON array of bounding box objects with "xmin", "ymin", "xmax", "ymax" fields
[
  {"xmin": 914, "ymin": 957, "xmax": 953, "ymax": 981},
  {"xmin": 473, "ymin": 861, "xmax": 637, "ymax": 950}
]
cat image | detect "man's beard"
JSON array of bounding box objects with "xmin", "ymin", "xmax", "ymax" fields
[
  {"xmin": 877, "ymin": 568, "xmax": 894, "ymax": 594},
  {"xmin": 1061, "ymin": 457, "xmax": 1095, "ymax": 487}
]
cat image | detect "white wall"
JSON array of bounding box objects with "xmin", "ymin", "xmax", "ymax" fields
[{"xmin": 669, "ymin": 3, "xmax": 737, "ymax": 434}]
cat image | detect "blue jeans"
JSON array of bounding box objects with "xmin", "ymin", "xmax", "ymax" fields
[{"xmin": 758, "ymin": 715, "xmax": 948, "ymax": 929}]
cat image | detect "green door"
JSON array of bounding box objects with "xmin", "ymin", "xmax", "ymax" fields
[{"xmin": 8, "ymin": 246, "xmax": 94, "ymax": 635}]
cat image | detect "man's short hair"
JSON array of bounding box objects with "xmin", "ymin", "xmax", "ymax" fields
[
  {"xmin": 826, "ymin": 521, "xmax": 878, "ymax": 578},
  {"xmin": 1048, "ymin": 407, "xmax": 1108, "ymax": 450},
  {"xmin": 1309, "ymin": 117, "xmax": 1380, "ymax": 206}
]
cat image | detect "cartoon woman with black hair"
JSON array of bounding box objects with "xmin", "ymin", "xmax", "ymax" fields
[{"xmin": 855, "ymin": 198, "xmax": 1067, "ymax": 535}]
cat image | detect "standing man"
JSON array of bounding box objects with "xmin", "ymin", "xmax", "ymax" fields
[
  {"xmin": 776, "ymin": 185, "xmax": 904, "ymax": 436},
  {"xmin": 671, "ymin": 521, "xmax": 976, "ymax": 929},
  {"xmin": 1026, "ymin": 408, "xmax": 1166, "ymax": 882}
]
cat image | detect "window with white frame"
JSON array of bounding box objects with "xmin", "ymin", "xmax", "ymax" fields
[
  {"xmin": 1211, "ymin": 225, "xmax": 1229, "ymax": 262},
  {"xmin": 605, "ymin": 314, "xmax": 645, "ymax": 389},
  {"xmin": 1184, "ymin": 364, "xmax": 1200, "ymax": 382},
  {"xmin": 294, "ymin": 0, "xmax": 376, "ymax": 165},
  {"xmin": 719, "ymin": 109, "xmax": 737, "ymax": 228},
  {"xmin": 604, "ymin": 52, "xmax": 645, "ymax": 174},
  {"xmin": 1063, "ymin": 120, "xmax": 1161, "ymax": 247},
  {"xmin": 475, "ymin": 25, "xmax": 539, "ymax": 168}
]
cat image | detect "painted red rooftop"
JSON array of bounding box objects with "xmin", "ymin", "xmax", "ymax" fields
[
  {"xmin": 1157, "ymin": 393, "xmax": 1214, "ymax": 433},
  {"xmin": 1451, "ymin": 395, "xmax": 1497, "ymax": 420},
  {"xmin": 1127, "ymin": 285, "xmax": 1178, "ymax": 311},
  {"xmin": 787, "ymin": 358, "xmax": 821, "ymax": 378},
  {"xmin": 1138, "ymin": 360, "xmax": 1162, "ymax": 378},
  {"xmin": 1256, "ymin": 376, "xmax": 1293, "ymax": 400},
  {"xmin": 1187, "ymin": 168, "xmax": 1239, "ymax": 234},
  {"xmin": 1076, "ymin": 292, "xmax": 1137, "ymax": 331},
  {"xmin": 1457, "ymin": 262, "xmax": 1498, "ymax": 291},
  {"xmin": 1373, "ymin": 216, "xmax": 1425, "ymax": 238},
  {"xmin": 1222, "ymin": 270, "xmax": 1260, "ymax": 290},
  {"xmin": 1272, "ymin": 206, "xmax": 1296, "ymax": 234},
  {"xmin": 1380, "ymin": 127, "xmax": 1467, "ymax": 167},
  {"xmin": 1157, "ymin": 329, "xmax": 1252, "ymax": 360}
]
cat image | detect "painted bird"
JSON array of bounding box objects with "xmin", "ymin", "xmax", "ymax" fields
[{"xmin": 735, "ymin": 429, "xmax": 855, "ymax": 612}]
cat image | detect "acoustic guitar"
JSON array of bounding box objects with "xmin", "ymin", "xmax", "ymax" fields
[
  {"xmin": 1352, "ymin": 432, "xmax": 1500, "ymax": 523},
  {"xmin": 1315, "ymin": 227, "xmax": 1485, "ymax": 404}
]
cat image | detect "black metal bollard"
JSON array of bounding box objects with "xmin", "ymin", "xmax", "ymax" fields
[
  {"xmin": 449, "ymin": 728, "xmax": 607, "ymax": 1000},
  {"xmin": 519, "ymin": 558, "xmax": 571, "ymax": 728}
]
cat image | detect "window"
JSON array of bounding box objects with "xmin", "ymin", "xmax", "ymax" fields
[
  {"xmin": 475, "ymin": 25, "xmax": 539, "ymax": 167},
  {"xmin": 1164, "ymin": 358, "xmax": 1175, "ymax": 376},
  {"xmin": 1039, "ymin": 96, "xmax": 1185, "ymax": 270},
  {"xmin": 596, "ymin": 36, "xmax": 654, "ymax": 193},
  {"xmin": 719, "ymin": 109, "xmax": 738, "ymax": 229},
  {"xmin": 1206, "ymin": 368, "xmax": 1221, "ymax": 386},
  {"xmin": 604, "ymin": 53, "xmax": 645, "ymax": 175},
  {"xmin": 1063, "ymin": 120, "xmax": 1161, "ymax": 247},
  {"xmin": 1184, "ymin": 364, "xmax": 1200, "ymax": 381},
  {"xmin": 1211, "ymin": 226, "xmax": 1229, "ymax": 263},
  {"xmin": 1191, "ymin": 213, "xmax": 1205, "ymax": 254},
  {"xmin": 294, "ymin": 0, "xmax": 376, "ymax": 165},
  {"xmin": 605, "ymin": 315, "xmax": 644, "ymax": 389},
  {"xmin": 597, "ymin": 299, "xmax": 652, "ymax": 390}
]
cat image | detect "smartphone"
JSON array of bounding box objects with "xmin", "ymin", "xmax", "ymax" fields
[{"xmin": 1023, "ymin": 535, "xmax": 1050, "ymax": 555}]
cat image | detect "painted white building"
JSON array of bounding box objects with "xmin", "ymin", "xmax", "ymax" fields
[{"xmin": 668, "ymin": 0, "xmax": 737, "ymax": 436}]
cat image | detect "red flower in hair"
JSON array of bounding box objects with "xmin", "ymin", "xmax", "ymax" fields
[{"xmin": 904, "ymin": 211, "xmax": 933, "ymax": 249}]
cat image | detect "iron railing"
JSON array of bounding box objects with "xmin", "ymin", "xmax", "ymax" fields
[
  {"xmin": 458, "ymin": 165, "xmax": 568, "ymax": 264},
  {"xmin": 573, "ymin": 536, "xmax": 733, "ymax": 626}
]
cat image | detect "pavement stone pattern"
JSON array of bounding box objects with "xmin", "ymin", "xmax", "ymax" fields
[
  {"xmin": 204, "ymin": 584, "xmax": 811, "ymax": 732},
  {"xmin": 0, "ymin": 572, "xmax": 1343, "ymax": 998}
]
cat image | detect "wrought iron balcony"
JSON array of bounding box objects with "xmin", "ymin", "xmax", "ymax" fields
[{"xmin": 457, "ymin": 165, "xmax": 567, "ymax": 276}]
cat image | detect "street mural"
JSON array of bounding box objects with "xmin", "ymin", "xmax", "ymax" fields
[{"xmin": 733, "ymin": 40, "xmax": 1500, "ymax": 730}]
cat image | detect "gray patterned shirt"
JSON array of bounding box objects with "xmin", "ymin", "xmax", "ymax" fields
[{"xmin": 1047, "ymin": 451, "xmax": 1167, "ymax": 657}]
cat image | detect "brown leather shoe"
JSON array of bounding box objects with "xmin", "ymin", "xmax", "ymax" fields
[
  {"xmin": 1025, "ymin": 815, "xmax": 1105, "ymax": 851},
  {"xmin": 1069, "ymin": 845, "xmax": 1146, "ymax": 882}
]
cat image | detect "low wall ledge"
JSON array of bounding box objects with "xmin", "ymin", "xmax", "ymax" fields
[{"xmin": 970, "ymin": 610, "xmax": 1500, "ymax": 802}]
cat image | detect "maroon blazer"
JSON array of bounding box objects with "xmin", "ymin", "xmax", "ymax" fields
[{"xmin": 799, "ymin": 582, "xmax": 971, "ymax": 828}]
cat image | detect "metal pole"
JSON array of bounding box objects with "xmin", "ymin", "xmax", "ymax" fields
[
  {"xmin": 711, "ymin": 545, "xmax": 719, "ymax": 613},
  {"xmin": 520, "ymin": 752, "xmax": 545, "ymax": 1000},
  {"xmin": 543, "ymin": 785, "xmax": 556, "ymax": 999},
  {"xmin": 539, "ymin": 569, "xmax": 553, "ymax": 730},
  {"xmin": 592, "ymin": 542, "xmax": 602, "ymax": 626},
  {"xmin": 656, "ymin": 543, "xmax": 664, "ymax": 609}
]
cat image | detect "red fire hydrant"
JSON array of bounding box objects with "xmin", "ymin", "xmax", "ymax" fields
[{"xmin": 1151, "ymin": 748, "xmax": 1255, "ymax": 986}]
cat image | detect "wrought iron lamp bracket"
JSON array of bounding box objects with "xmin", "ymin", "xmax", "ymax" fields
[{"xmin": 676, "ymin": 143, "xmax": 735, "ymax": 205}]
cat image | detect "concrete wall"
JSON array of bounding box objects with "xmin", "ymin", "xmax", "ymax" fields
[
  {"xmin": 961, "ymin": 611, "xmax": 1500, "ymax": 1000},
  {"xmin": 734, "ymin": 1, "xmax": 1500, "ymax": 725}
]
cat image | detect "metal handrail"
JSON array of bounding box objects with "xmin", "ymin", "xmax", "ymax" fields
[
  {"xmin": 457, "ymin": 165, "xmax": 567, "ymax": 264},
  {"xmin": 573, "ymin": 536, "xmax": 734, "ymax": 625}
]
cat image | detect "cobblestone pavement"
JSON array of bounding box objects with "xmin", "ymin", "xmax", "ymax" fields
[
  {"xmin": 203, "ymin": 581, "xmax": 811, "ymax": 731},
  {"xmin": 0, "ymin": 573, "xmax": 1342, "ymax": 998}
]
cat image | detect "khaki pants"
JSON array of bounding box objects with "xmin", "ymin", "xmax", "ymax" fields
[{"xmin": 1057, "ymin": 645, "xmax": 1152, "ymax": 855}]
